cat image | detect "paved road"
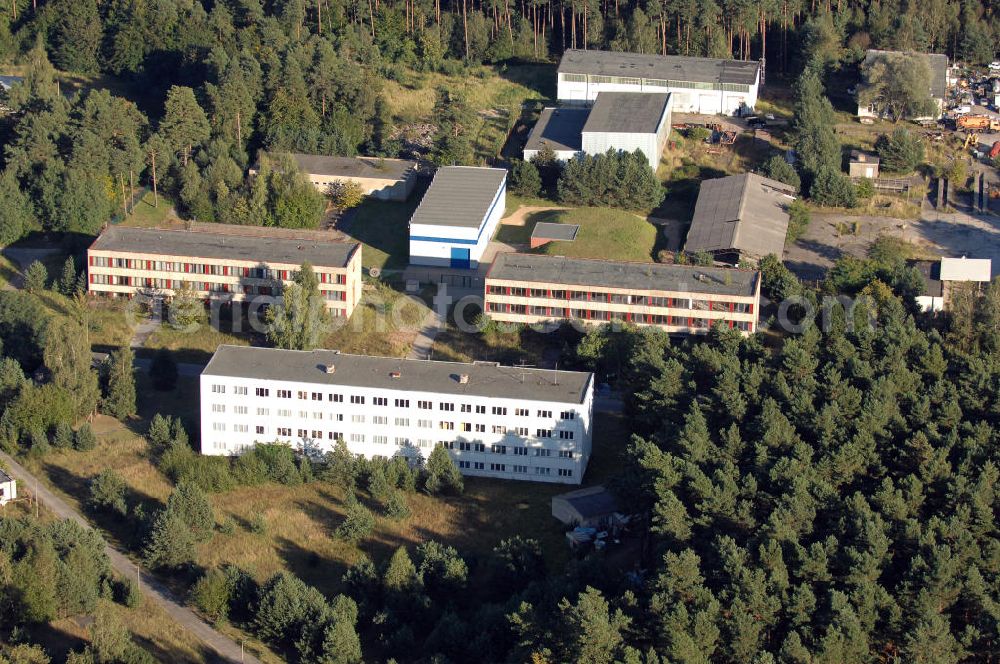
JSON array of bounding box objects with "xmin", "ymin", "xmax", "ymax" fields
[{"xmin": 0, "ymin": 451, "xmax": 260, "ymax": 664}]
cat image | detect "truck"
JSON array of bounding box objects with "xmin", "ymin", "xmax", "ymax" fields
[{"xmin": 957, "ymin": 114, "xmax": 992, "ymax": 129}]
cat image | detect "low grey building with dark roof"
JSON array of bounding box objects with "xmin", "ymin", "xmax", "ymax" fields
[
  {"xmin": 485, "ymin": 253, "xmax": 760, "ymax": 335},
  {"xmin": 557, "ymin": 49, "xmax": 761, "ymax": 115},
  {"xmin": 408, "ymin": 166, "xmax": 507, "ymax": 269},
  {"xmin": 87, "ymin": 224, "xmax": 363, "ymax": 315},
  {"xmin": 685, "ymin": 172, "xmax": 797, "ymax": 264},
  {"xmin": 200, "ymin": 346, "xmax": 595, "ymax": 484},
  {"xmin": 249, "ymin": 152, "xmax": 418, "ymax": 201},
  {"xmin": 523, "ymin": 92, "xmax": 671, "ymax": 168},
  {"xmin": 552, "ymin": 485, "xmax": 620, "ymax": 527},
  {"xmin": 523, "ymin": 107, "xmax": 588, "ymax": 162},
  {"xmin": 857, "ymin": 50, "xmax": 950, "ymax": 119}
]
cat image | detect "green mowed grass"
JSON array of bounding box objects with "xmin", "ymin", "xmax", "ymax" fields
[
  {"xmin": 322, "ymin": 281, "xmax": 429, "ymax": 357},
  {"xmin": 118, "ymin": 190, "xmax": 182, "ymax": 228},
  {"xmin": 497, "ymin": 207, "xmax": 658, "ymax": 262}
]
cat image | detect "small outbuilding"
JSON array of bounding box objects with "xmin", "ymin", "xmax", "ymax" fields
[
  {"xmin": 848, "ymin": 150, "xmax": 880, "ymax": 179},
  {"xmin": 529, "ymin": 222, "xmax": 579, "ymax": 249},
  {"xmin": 552, "ymin": 485, "xmax": 620, "ymax": 528},
  {"xmin": 408, "ymin": 166, "xmax": 507, "ymax": 269},
  {"xmin": 911, "ymin": 260, "xmax": 944, "ymax": 312},
  {"xmin": 581, "ymin": 92, "xmax": 672, "ymax": 169},
  {"xmin": 250, "ymin": 153, "xmax": 418, "ymax": 202},
  {"xmin": 685, "ymin": 172, "xmax": 797, "ymax": 264},
  {"xmin": 523, "ymin": 108, "xmax": 588, "ymax": 162},
  {"xmin": 913, "ymin": 257, "xmax": 993, "ymax": 312},
  {"xmin": 0, "ymin": 468, "xmax": 16, "ymax": 507}
]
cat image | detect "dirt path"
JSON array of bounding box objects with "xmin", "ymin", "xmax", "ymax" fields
[
  {"xmin": 500, "ymin": 205, "xmax": 570, "ymax": 226},
  {"xmin": 0, "ymin": 451, "xmax": 262, "ymax": 664}
]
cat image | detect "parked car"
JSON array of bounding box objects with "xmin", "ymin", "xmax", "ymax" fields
[{"xmin": 988, "ymin": 61, "xmax": 1000, "ymax": 71}]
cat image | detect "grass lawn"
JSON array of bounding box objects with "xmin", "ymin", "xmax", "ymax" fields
[
  {"xmin": 0, "ymin": 253, "xmax": 20, "ymax": 288},
  {"xmin": 338, "ymin": 185, "xmax": 425, "ymax": 272},
  {"xmin": 87, "ymin": 299, "xmax": 135, "ymax": 350},
  {"xmin": 119, "ymin": 190, "xmax": 182, "ymax": 228},
  {"xmin": 496, "ymin": 207, "xmax": 658, "ymax": 262},
  {"xmin": 141, "ymin": 311, "xmax": 255, "ymax": 365},
  {"xmin": 322, "ymin": 281, "xmax": 430, "ymax": 357}
]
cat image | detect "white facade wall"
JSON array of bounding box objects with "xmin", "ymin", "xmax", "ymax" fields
[
  {"xmin": 408, "ymin": 180, "xmax": 506, "ymax": 268},
  {"xmin": 580, "ymin": 99, "xmax": 672, "ymax": 169},
  {"xmin": 523, "ymin": 148, "xmax": 580, "ymax": 162},
  {"xmin": 200, "ymin": 371, "xmax": 594, "ymax": 485},
  {"xmin": 557, "ymin": 74, "xmax": 758, "ymax": 115},
  {"xmin": 0, "ymin": 477, "xmax": 15, "ymax": 506}
]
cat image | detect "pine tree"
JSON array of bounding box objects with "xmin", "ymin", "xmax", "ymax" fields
[
  {"xmin": 23, "ymin": 260, "xmax": 47, "ymax": 293},
  {"xmin": 143, "ymin": 509, "xmax": 196, "ymax": 569},
  {"xmin": 266, "ymin": 262, "xmax": 328, "ymax": 350},
  {"xmin": 160, "ymin": 86, "xmax": 211, "ymax": 166},
  {"xmin": 74, "ymin": 423, "xmax": 97, "ymax": 451},
  {"xmin": 424, "ymin": 445, "xmax": 464, "ymax": 495},
  {"xmin": 102, "ymin": 346, "xmax": 136, "ymax": 420},
  {"xmin": 166, "ymin": 481, "xmax": 215, "ymax": 541},
  {"xmin": 53, "ymin": 421, "xmax": 74, "ymax": 449},
  {"xmin": 383, "ymin": 546, "xmax": 419, "ymax": 593},
  {"xmin": 88, "ymin": 468, "xmax": 128, "ymax": 515}
]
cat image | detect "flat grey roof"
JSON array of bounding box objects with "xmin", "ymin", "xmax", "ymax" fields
[
  {"xmin": 525, "ymin": 108, "xmax": 587, "ymax": 153},
  {"xmin": 685, "ymin": 173, "xmax": 796, "ymax": 258},
  {"xmin": 849, "ymin": 149, "xmax": 880, "ymax": 164},
  {"xmin": 531, "ymin": 223, "xmax": 579, "ymax": 242},
  {"xmin": 488, "ymin": 253, "xmax": 758, "ymax": 297},
  {"xmin": 910, "ymin": 260, "xmax": 943, "ymax": 297},
  {"xmin": 409, "ymin": 166, "xmax": 507, "ymax": 229},
  {"xmin": 555, "ymin": 486, "xmax": 619, "ymax": 518},
  {"xmin": 863, "ymin": 50, "xmax": 949, "ymax": 99},
  {"xmin": 583, "ymin": 92, "xmax": 670, "ymax": 134},
  {"xmin": 559, "ymin": 49, "xmax": 760, "ymax": 86},
  {"xmin": 203, "ymin": 346, "xmax": 592, "ymax": 404},
  {"xmin": 256, "ymin": 153, "xmax": 417, "ymax": 181},
  {"xmin": 90, "ymin": 225, "xmax": 359, "ymax": 268}
]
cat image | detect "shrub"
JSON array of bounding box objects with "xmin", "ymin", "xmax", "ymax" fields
[
  {"xmin": 117, "ymin": 577, "xmax": 141, "ymax": 608},
  {"xmin": 191, "ymin": 568, "xmax": 232, "ymax": 623},
  {"xmin": 785, "ymin": 199, "xmax": 812, "ymax": 243},
  {"xmin": 28, "ymin": 428, "xmax": 50, "ymax": 456},
  {"xmin": 687, "ymin": 126, "xmax": 711, "ymax": 142},
  {"xmin": 326, "ymin": 180, "xmax": 366, "ymax": 209},
  {"xmin": 423, "ymin": 446, "xmax": 464, "ymax": 495},
  {"xmin": 383, "ymin": 491, "xmax": 410, "ymax": 521},
  {"xmin": 810, "ymin": 168, "xmax": 858, "ymax": 207},
  {"xmin": 166, "ymin": 481, "xmax": 215, "ymax": 541},
  {"xmin": 218, "ymin": 516, "xmax": 237, "ymax": 535},
  {"xmin": 74, "ymin": 423, "xmax": 97, "ymax": 451},
  {"xmin": 249, "ymin": 512, "xmax": 268, "ymax": 535},
  {"xmin": 88, "ymin": 469, "xmax": 128, "ymax": 516},
  {"xmin": 147, "ymin": 413, "xmax": 173, "ymax": 448},
  {"xmin": 764, "ymin": 154, "xmax": 801, "ymax": 190},
  {"xmin": 335, "ymin": 502, "xmax": 375, "ymax": 543},
  {"xmin": 855, "ymin": 178, "xmax": 875, "ymax": 200},
  {"xmin": 142, "ymin": 509, "xmax": 196, "ymax": 569}
]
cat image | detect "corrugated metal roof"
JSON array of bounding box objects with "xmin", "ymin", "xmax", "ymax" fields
[
  {"xmin": 863, "ymin": 50, "xmax": 949, "ymax": 99},
  {"xmin": 582, "ymin": 92, "xmax": 670, "ymax": 134},
  {"xmin": 90, "ymin": 225, "xmax": 359, "ymax": 268},
  {"xmin": 939, "ymin": 257, "xmax": 992, "ymax": 282},
  {"xmin": 685, "ymin": 173, "xmax": 796, "ymax": 258},
  {"xmin": 558, "ymin": 49, "xmax": 761, "ymax": 86},
  {"xmin": 489, "ymin": 253, "xmax": 758, "ymax": 296},
  {"xmin": 409, "ymin": 166, "xmax": 507, "ymax": 229},
  {"xmin": 202, "ymin": 346, "xmax": 592, "ymax": 404},
  {"xmin": 525, "ymin": 108, "xmax": 587, "ymax": 153}
]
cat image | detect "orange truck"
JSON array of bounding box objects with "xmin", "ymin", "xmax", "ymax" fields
[{"xmin": 958, "ymin": 115, "xmax": 1000, "ymax": 131}]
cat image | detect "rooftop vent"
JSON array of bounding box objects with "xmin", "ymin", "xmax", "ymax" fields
[
  {"xmin": 390, "ymin": 371, "xmax": 401, "ymax": 379},
  {"xmin": 324, "ymin": 364, "xmax": 336, "ymax": 374},
  {"xmin": 458, "ymin": 374, "xmax": 470, "ymax": 384}
]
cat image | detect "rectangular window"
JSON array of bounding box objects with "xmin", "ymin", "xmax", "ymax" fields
[
  {"xmin": 439, "ymin": 402, "xmax": 455, "ymax": 411},
  {"xmin": 212, "ymin": 384, "xmax": 225, "ymax": 394},
  {"xmin": 558, "ymin": 468, "xmax": 573, "ymax": 477},
  {"xmin": 395, "ymin": 417, "xmax": 409, "ymax": 427},
  {"xmin": 490, "ymin": 463, "xmax": 506, "ymax": 472},
  {"xmin": 535, "ymin": 448, "xmax": 552, "ymax": 457},
  {"xmin": 515, "ymin": 408, "xmax": 529, "ymax": 417},
  {"xmin": 297, "ymin": 391, "xmax": 308, "ymax": 400},
  {"xmin": 313, "ymin": 412, "xmax": 323, "ymax": 419},
  {"xmin": 562, "ymin": 72, "xmax": 587, "ymax": 82},
  {"xmin": 372, "ymin": 415, "xmax": 388, "ymax": 425},
  {"xmin": 373, "ymin": 435, "xmax": 388, "ymax": 444},
  {"xmin": 255, "ymin": 388, "xmax": 269, "ymax": 397},
  {"xmin": 395, "ymin": 398, "xmax": 410, "ymax": 408},
  {"xmin": 277, "ymin": 427, "xmax": 291, "ymax": 436},
  {"xmin": 474, "ymin": 462, "xmax": 485, "ymax": 470},
  {"xmin": 492, "ymin": 425, "xmax": 507, "ymax": 434},
  {"xmin": 474, "ymin": 443, "xmax": 486, "ymax": 452},
  {"xmin": 459, "ymin": 441, "xmax": 473, "ymax": 451},
  {"xmin": 513, "ymin": 446, "xmax": 527, "ymax": 456},
  {"xmin": 491, "ymin": 444, "xmax": 507, "ymax": 454},
  {"xmin": 461, "ymin": 422, "xmax": 472, "ymax": 432},
  {"xmin": 475, "ymin": 424, "xmax": 486, "ymax": 433},
  {"xmin": 537, "ymin": 409, "xmax": 552, "ymax": 418},
  {"xmin": 536, "ymin": 429, "xmax": 552, "ymax": 438},
  {"xmin": 234, "ymin": 406, "xmax": 248, "ymax": 415},
  {"xmin": 350, "ymin": 433, "xmax": 365, "ymax": 442},
  {"xmin": 278, "ymin": 409, "xmax": 291, "ymax": 417},
  {"xmin": 559, "ymin": 431, "xmax": 575, "ymax": 440},
  {"xmin": 535, "ymin": 467, "xmax": 551, "ymax": 476},
  {"xmin": 212, "ymin": 422, "xmax": 225, "ymax": 431},
  {"xmin": 558, "ymin": 450, "xmax": 574, "ymax": 458},
  {"xmin": 560, "ymin": 411, "xmax": 576, "ymax": 420},
  {"xmin": 311, "ymin": 430, "xmax": 322, "ymax": 438},
  {"xmin": 461, "ymin": 404, "xmax": 472, "ymax": 413},
  {"xmin": 351, "ymin": 414, "xmax": 365, "ymax": 423},
  {"xmin": 439, "ymin": 421, "xmax": 454, "ymax": 430},
  {"xmin": 212, "ymin": 404, "xmax": 225, "ymax": 413},
  {"xmin": 418, "ymin": 419, "xmax": 433, "ymax": 428},
  {"xmin": 297, "ymin": 429, "xmax": 307, "ymax": 437},
  {"xmin": 328, "ymin": 432, "xmax": 342, "ymax": 440},
  {"xmin": 516, "ymin": 427, "xmax": 529, "ymax": 436},
  {"xmin": 418, "ymin": 400, "xmax": 432, "ymax": 409},
  {"xmin": 350, "ymin": 395, "xmax": 365, "ymax": 404},
  {"xmin": 312, "ymin": 392, "xmax": 323, "ymax": 401},
  {"xmin": 277, "ymin": 389, "xmax": 292, "ymax": 399},
  {"xmin": 459, "ymin": 460, "xmax": 471, "ymax": 469},
  {"xmin": 475, "ymin": 405, "xmax": 486, "ymax": 414},
  {"xmin": 329, "ymin": 394, "xmax": 343, "ymax": 402},
  {"xmin": 440, "ymin": 441, "xmax": 455, "ymax": 450},
  {"xmin": 492, "ymin": 406, "xmax": 507, "ymax": 415},
  {"xmin": 256, "ymin": 425, "xmax": 265, "ymax": 434},
  {"xmin": 373, "ymin": 397, "xmax": 388, "ymax": 406}
]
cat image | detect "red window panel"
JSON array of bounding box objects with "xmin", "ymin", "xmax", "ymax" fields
[
  {"xmin": 89, "ymin": 255, "xmax": 94, "ymax": 266},
  {"xmin": 89, "ymin": 274, "xmax": 94, "ymax": 284}
]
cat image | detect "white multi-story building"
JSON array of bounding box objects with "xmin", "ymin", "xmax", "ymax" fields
[
  {"xmin": 408, "ymin": 166, "xmax": 507, "ymax": 269},
  {"xmin": 557, "ymin": 49, "xmax": 761, "ymax": 115},
  {"xmin": 200, "ymin": 346, "xmax": 595, "ymax": 485}
]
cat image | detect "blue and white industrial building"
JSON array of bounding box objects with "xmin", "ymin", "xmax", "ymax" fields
[{"xmin": 408, "ymin": 166, "xmax": 507, "ymax": 269}]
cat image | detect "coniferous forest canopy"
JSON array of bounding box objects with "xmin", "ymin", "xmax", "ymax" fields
[{"xmin": 1, "ymin": 1, "xmax": 1000, "ymax": 663}]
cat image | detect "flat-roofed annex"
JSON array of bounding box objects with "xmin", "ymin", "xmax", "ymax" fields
[
  {"xmin": 409, "ymin": 166, "xmax": 507, "ymax": 229},
  {"xmin": 488, "ymin": 253, "xmax": 758, "ymax": 297},
  {"xmin": 202, "ymin": 345, "xmax": 593, "ymax": 404},
  {"xmin": 582, "ymin": 92, "xmax": 671, "ymax": 134}
]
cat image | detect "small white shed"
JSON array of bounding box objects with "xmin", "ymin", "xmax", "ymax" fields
[{"xmin": 0, "ymin": 468, "xmax": 16, "ymax": 507}]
